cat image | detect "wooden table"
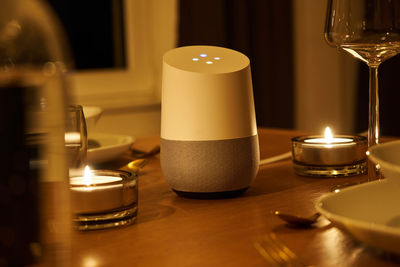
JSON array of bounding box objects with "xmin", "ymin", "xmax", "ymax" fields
[{"xmin": 71, "ymin": 128, "xmax": 400, "ymax": 267}]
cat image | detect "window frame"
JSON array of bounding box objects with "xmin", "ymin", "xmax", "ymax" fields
[{"xmin": 69, "ymin": 0, "xmax": 177, "ymax": 110}]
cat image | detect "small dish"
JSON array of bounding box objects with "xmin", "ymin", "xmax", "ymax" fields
[
  {"xmin": 87, "ymin": 132, "xmax": 135, "ymax": 164},
  {"xmin": 368, "ymin": 140, "xmax": 400, "ymax": 183},
  {"xmin": 316, "ymin": 179, "xmax": 400, "ymax": 254}
]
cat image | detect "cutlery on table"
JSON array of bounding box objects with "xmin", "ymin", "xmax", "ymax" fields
[{"xmin": 274, "ymin": 211, "xmax": 321, "ymax": 227}]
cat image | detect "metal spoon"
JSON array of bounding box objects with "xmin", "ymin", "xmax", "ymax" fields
[
  {"xmin": 120, "ymin": 158, "xmax": 148, "ymax": 173},
  {"xmin": 131, "ymin": 145, "xmax": 160, "ymax": 158},
  {"xmin": 274, "ymin": 211, "xmax": 321, "ymax": 227}
]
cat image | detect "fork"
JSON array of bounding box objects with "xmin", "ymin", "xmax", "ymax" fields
[{"xmin": 254, "ymin": 233, "xmax": 310, "ymax": 267}]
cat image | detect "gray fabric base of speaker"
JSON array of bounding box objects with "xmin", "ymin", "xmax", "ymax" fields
[{"xmin": 161, "ymin": 135, "xmax": 259, "ymax": 196}]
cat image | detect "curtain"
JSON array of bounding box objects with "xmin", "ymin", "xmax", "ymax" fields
[{"xmin": 178, "ymin": 0, "xmax": 294, "ymax": 128}]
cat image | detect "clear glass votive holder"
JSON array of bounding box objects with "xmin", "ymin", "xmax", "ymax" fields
[
  {"xmin": 70, "ymin": 170, "xmax": 138, "ymax": 231},
  {"xmin": 291, "ymin": 135, "xmax": 367, "ymax": 177}
]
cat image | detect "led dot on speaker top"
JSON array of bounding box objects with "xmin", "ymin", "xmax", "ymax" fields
[
  {"xmin": 192, "ymin": 58, "xmax": 199, "ymax": 61},
  {"xmin": 205, "ymin": 61, "xmax": 213, "ymax": 64},
  {"xmin": 214, "ymin": 57, "xmax": 220, "ymax": 60},
  {"xmin": 200, "ymin": 53, "xmax": 207, "ymax": 57}
]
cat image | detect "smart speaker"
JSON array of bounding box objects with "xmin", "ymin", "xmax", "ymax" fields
[{"xmin": 160, "ymin": 45, "xmax": 259, "ymax": 198}]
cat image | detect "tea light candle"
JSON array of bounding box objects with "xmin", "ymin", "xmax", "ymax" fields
[
  {"xmin": 292, "ymin": 127, "xmax": 367, "ymax": 177},
  {"xmin": 70, "ymin": 166, "xmax": 138, "ymax": 230}
]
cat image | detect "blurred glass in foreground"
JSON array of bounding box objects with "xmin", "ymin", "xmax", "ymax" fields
[{"xmin": 0, "ymin": 0, "xmax": 73, "ymax": 266}]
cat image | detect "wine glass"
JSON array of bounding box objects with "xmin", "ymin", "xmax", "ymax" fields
[
  {"xmin": 65, "ymin": 105, "xmax": 88, "ymax": 171},
  {"xmin": 325, "ymin": 0, "xmax": 400, "ymax": 178}
]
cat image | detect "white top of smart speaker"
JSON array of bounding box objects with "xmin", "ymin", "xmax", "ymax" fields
[
  {"xmin": 161, "ymin": 45, "xmax": 257, "ymax": 141},
  {"xmin": 163, "ymin": 45, "xmax": 250, "ymax": 74}
]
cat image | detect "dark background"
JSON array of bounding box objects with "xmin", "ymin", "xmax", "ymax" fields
[
  {"xmin": 46, "ymin": 0, "xmax": 125, "ymax": 70},
  {"xmin": 46, "ymin": 0, "xmax": 400, "ymax": 134},
  {"xmin": 178, "ymin": 0, "xmax": 294, "ymax": 129},
  {"xmin": 357, "ymin": 58, "xmax": 400, "ymax": 136}
]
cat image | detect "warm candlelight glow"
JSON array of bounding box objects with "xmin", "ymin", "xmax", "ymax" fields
[
  {"xmin": 292, "ymin": 130, "xmax": 367, "ymax": 177},
  {"xmin": 70, "ymin": 168, "xmax": 122, "ymax": 187},
  {"xmin": 65, "ymin": 132, "xmax": 81, "ymax": 146},
  {"xmin": 324, "ymin": 127, "xmax": 333, "ymax": 143},
  {"xmin": 69, "ymin": 169, "xmax": 138, "ymax": 230},
  {"xmin": 304, "ymin": 126, "xmax": 353, "ymax": 144},
  {"xmin": 83, "ymin": 165, "xmax": 93, "ymax": 186}
]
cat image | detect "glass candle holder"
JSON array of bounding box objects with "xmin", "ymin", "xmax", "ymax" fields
[
  {"xmin": 292, "ymin": 135, "xmax": 367, "ymax": 177},
  {"xmin": 70, "ymin": 169, "xmax": 138, "ymax": 231}
]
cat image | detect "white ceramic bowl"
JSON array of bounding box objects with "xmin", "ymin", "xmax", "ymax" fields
[
  {"xmin": 87, "ymin": 132, "xmax": 135, "ymax": 164},
  {"xmin": 368, "ymin": 140, "xmax": 400, "ymax": 182},
  {"xmin": 82, "ymin": 106, "xmax": 103, "ymax": 133}
]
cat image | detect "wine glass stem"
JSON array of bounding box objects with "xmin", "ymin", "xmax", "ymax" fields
[
  {"xmin": 368, "ymin": 65, "xmax": 380, "ymax": 180},
  {"xmin": 368, "ymin": 65, "xmax": 379, "ymax": 148}
]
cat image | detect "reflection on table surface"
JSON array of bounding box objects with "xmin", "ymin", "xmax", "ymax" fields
[{"xmin": 71, "ymin": 128, "xmax": 400, "ymax": 267}]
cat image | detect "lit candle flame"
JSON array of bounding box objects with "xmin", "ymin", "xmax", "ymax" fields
[
  {"xmin": 83, "ymin": 165, "xmax": 93, "ymax": 186},
  {"xmin": 303, "ymin": 126, "xmax": 353, "ymax": 145},
  {"xmin": 324, "ymin": 127, "xmax": 334, "ymax": 144}
]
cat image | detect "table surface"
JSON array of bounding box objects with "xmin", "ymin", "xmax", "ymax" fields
[{"xmin": 72, "ymin": 128, "xmax": 400, "ymax": 267}]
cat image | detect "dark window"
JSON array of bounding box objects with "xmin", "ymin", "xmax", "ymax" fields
[{"xmin": 46, "ymin": 0, "xmax": 126, "ymax": 70}]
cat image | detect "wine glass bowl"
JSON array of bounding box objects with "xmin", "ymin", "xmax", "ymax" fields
[
  {"xmin": 325, "ymin": 0, "xmax": 400, "ymax": 66},
  {"xmin": 325, "ymin": 0, "xmax": 400, "ymax": 178}
]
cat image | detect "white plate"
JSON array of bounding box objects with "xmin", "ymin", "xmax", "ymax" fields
[
  {"xmin": 316, "ymin": 179, "xmax": 400, "ymax": 254},
  {"xmin": 87, "ymin": 132, "xmax": 135, "ymax": 164},
  {"xmin": 368, "ymin": 140, "xmax": 400, "ymax": 184}
]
